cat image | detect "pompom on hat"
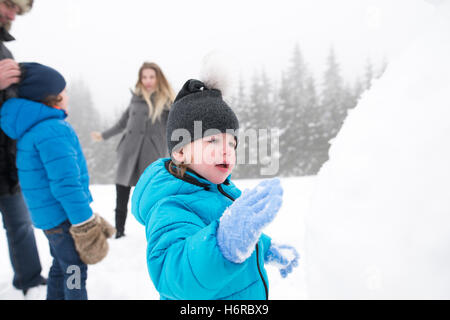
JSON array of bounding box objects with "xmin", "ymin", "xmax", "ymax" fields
[
  {"xmin": 166, "ymin": 79, "xmax": 239, "ymax": 156},
  {"xmin": 166, "ymin": 52, "xmax": 240, "ymax": 156}
]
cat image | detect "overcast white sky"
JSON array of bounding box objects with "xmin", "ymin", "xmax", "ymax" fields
[{"xmin": 6, "ymin": 0, "xmax": 436, "ymax": 121}]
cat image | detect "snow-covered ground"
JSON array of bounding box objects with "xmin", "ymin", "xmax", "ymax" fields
[{"xmin": 0, "ymin": 177, "xmax": 315, "ymax": 300}]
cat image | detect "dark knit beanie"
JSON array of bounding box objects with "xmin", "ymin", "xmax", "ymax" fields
[
  {"xmin": 18, "ymin": 62, "xmax": 66, "ymax": 102},
  {"xmin": 166, "ymin": 79, "xmax": 239, "ymax": 156}
]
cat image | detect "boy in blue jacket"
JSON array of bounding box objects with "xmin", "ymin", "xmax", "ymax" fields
[
  {"xmin": 0, "ymin": 63, "xmax": 114, "ymax": 300},
  {"xmin": 132, "ymin": 77, "xmax": 299, "ymax": 300}
]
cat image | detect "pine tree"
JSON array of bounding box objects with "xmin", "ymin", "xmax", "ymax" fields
[
  {"xmin": 229, "ymin": 75, "xmax": 248, "ymax": 179},
  {"xmin": 277, "ymin": 43, "xmax": 309, "ymax": 176},
  {"xmin": 364, "ymin": 58, "xmax": 374, "ymax": 90},
  {"xmin": 302, "ymin": 75, "xmax": 326, "ymax": 174},
  {"xmin": 352, "ymin": 76, "xmax": 365, "ymax": 106},
  {"xmin": 318, "ymin": 47, "xmax": 346, "ymax": 141},
  {"xmin": 254, "ymin": 69, "xmax": 278, "ymax": 178},
  {"xmin": 377, "ymin": 56, "xmax": 388, "ymax": 79},
  {"xmin": 66, "ymin": 79, "xmax": 98, "ymax": 177},
  {"xmin": 241, "ymin": 70, "xmax": 271, "ymax": 178},
  {"xmin": 66, "ymin": 79, "xmax": 118, "ymax": 184},
  {"xmin": 230, "ymin": 45, "xmax": 368, "ymax": 179}
]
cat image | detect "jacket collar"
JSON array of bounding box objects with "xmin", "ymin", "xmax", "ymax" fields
[
  {"xmin": 0, "ymin": 27, "xmax": 15, "ymax": 42},
  {"xmin": 164, "ymin": 159, "xmax": 231, "ymax": 191}
]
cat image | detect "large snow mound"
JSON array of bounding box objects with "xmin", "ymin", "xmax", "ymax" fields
[{"xmin": 305, "ymin": 2, "xmax": 450, "ymax": 299}]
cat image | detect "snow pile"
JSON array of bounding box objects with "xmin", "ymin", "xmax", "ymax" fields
[{"xmin": 305, "ymin": 1, "xmax": 450, "ymax": 299}]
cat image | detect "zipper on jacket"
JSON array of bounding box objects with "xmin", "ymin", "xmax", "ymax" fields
[
  {"xmin": 217, "ymin": 184, "xmax": 269, "ymax": 300},
  {"xmin": 256, "ymin": 244, "xmax": 269, "ymax": 300},
  {"xmin": 217, "ymin": 184, "xmax": 235, "ymax": 201}
]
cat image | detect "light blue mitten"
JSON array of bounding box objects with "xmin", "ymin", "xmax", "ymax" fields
[
  {"xmin": 217, "ymin": 178, "xmax": 283, "ymax": 264},
  {"xmin": 265, "ymin": 243, "xmax": 299, "ymax": 278}
]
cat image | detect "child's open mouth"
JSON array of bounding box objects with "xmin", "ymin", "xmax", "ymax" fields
[{"xmin": 215, "ymin": 163, "xmax": 230, "ymax": 171}]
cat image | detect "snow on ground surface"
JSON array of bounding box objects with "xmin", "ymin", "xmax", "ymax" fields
[{"xmin": 0, "ymin": 177, "xmax": 314, "ymax": 300}]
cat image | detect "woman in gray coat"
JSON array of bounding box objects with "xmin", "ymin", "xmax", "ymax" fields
[{"xmin": 91, "ymin": 62, "xmax": 175, "ymax": 238}]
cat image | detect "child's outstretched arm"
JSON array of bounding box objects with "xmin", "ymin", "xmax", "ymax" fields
[
  {"xmin": 36, "ymin": 124, "xmax": 93, "ymax": 225},
  {"xmin": 217, "ymin": 178, "xmax": 283, "ymax": 264},
  {"xmin": 145, "ymin": 198, "xmax": 253, "ymax": 300}
]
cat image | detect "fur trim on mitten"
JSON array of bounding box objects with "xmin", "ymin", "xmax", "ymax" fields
[{"xmin": 69, "ymin": 213, "xmax": 116, "ymax": 265}]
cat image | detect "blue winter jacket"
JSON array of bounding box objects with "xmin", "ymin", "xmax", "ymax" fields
[
  {"xmin": 0, "ymin": 98, "xmax": 93, "ymax": 230},
  {"xmin": 131, "ymin": 158, "xmax": 272, "ymax": 300}
]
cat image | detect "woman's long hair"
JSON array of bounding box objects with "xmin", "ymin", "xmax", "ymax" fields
[{"xmin": 134, "ymin": 62, "xmax": 175, "ymax": 123}]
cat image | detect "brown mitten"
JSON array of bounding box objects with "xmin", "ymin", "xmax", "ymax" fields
[
  {"xmin": 69, "ymin": 213, "xmax": 116, "ymax": 264},
  {"xmin": 99, "ymin": 215, "xmax": 116, "ymax": 239}
]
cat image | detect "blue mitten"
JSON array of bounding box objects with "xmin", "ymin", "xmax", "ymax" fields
[
  {"xmin": 265, "ymin": 243, "xmax": 299, "ymax": 278},
  {"xmin": 217, "ymin": 178, "xmax": 283, "ymax": 263}
]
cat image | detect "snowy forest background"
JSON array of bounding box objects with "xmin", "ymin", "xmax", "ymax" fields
[{"xmin": 70, "ymin": 44, "xmax": 386, "ymax": 183}]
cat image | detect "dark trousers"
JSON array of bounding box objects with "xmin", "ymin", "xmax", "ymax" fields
[
  {"xmin": 0, "ymin": 191, "xmax": 43, "ymax": 291},
  {"xmin": 115, "ymin": 184, "xmax": 131, "ymax": 234},
  {"xmin": 44, "ymin": 220, "xmax": 87, "ymax": 300}
]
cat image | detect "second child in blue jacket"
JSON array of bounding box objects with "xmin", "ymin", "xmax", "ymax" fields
[
  {"xmin": 0, "ymin": 63, "xmax": 114, "ymax": 300},
  {"xmin": 132, "ymin": 78, "xmax": 299, "ymax": 300}
]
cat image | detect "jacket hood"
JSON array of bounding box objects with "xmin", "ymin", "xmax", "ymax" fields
[
  {"xmin": 0, "ymin": 98, "xmax": 66, "ymax": 140},
  {"xmin": 131, "ymin": 158, "xmax": 232, "ymax": 225}
]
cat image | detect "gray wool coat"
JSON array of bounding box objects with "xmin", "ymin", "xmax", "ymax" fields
[{"xmin": 102, "ymin": 93, "xmax": 170, "ymax": 187}]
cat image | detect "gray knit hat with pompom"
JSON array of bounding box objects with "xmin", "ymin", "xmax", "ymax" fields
[{"xmin": 167, "ymin": 52, "xmax": 240, "ymax": 156}]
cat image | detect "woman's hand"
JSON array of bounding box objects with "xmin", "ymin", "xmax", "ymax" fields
[{"xmin": 90, "ymin": 131, "xmax": 103, "ymax": 142}]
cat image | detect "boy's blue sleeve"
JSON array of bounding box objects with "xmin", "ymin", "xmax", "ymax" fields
[
  {"xmin": 146, "ymin": 198, "xmax": 250, "ymax": 300},
  {"xmin": 36, "ymin": 126, "xmax": 93, "ymax": 225}
]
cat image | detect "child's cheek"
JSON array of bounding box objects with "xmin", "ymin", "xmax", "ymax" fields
[
  {"xmin": 206, "ymin": 146, "xmax": 216, "ymax": 160},
  {"xmin": 230, "ymin": 151, "xmax": 237, "ymax": 169},
  {"xmin": 201, "ymin": 142, "xmax": 218, "ymax": 165},
  {"xmin": 191, "ymin": 142, "xmax": 204, "ymax": 164}
]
